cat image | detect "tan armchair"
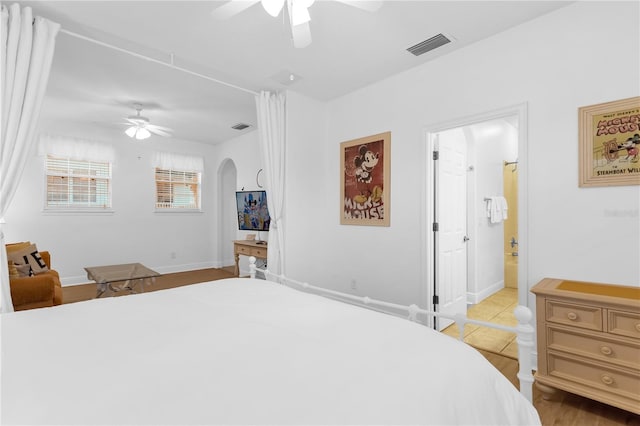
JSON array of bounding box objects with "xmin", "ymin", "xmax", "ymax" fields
[{"xmin": 9, "ymin": 250, "xmax": 63, "ymax": 311}]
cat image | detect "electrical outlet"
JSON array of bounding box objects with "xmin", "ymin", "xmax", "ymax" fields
[{"xmin": 350, "ymin": 279, "xmax": 357, "ymax": 290}]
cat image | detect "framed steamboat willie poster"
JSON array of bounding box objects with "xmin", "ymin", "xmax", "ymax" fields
[
  {"xmin": 340, "ymin": 131, "xmax": 390, "ymax": 226},
  {"xmin": 579, "ymin": 96, "xmax": 640, "ymax": 187}
]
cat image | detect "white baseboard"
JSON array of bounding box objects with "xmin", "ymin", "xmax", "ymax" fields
[
  {"xmin": 467, "ymin": 280, "xmax": 504, "ymax": 304},
  {"xmin": 151, "ymin": 261, "xmax": 218, "ymax": 275},
  {"xmin": 220, "ymin": 257, "xmax": 235, "ymax": 268},
  {"xmin": 60, "ymin": 261, "xmax": 220, "ymax": 286}
]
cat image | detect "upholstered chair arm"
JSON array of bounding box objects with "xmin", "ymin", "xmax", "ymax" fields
[{"xmin": 10, "ymin": 274, "xmax": 56, "ymax": 307}]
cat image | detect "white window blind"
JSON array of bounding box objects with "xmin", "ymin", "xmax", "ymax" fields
[
  {"xmin": 45, "ymin": 155, "xmax": 112, "ymax": 209},
  {"xmin": 155, "ymin": 168, "xmax": 201, "ymax": 210}
]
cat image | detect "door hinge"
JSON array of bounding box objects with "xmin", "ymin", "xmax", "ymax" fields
[
  {"xmin": 432, "ymin": 295, "xmax": 439, "ymax": 305},
  {"xmin": 433, "ymin": 151, "xmax": 439, "ymax": 160},
  {"xmin": 432, "ymin": 222, "xmax": 439, "ymax": 232}
]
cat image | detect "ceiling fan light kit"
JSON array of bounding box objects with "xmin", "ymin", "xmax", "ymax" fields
[
  {"xmin": 213, "ymin": 0, "xmax": 379, "ymax": 48},
  {"xmin": 126, "ymin": 126, "xmax": 151, "ymax": 140},
  {"xmin": 290, "ymin": 0, "xmax": 314, "ymax": 25},
  {"xmin": 123, "ymin": 104, "xmax": 173, "ymax": 140},
  {"xmin": 261, "ymin": 0, "xmax": 285, "ymax": 17}
]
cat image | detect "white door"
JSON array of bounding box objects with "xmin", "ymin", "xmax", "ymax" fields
[{"xmin": 434, "ymin": 131, "xmax": 468, "ymax": 330}]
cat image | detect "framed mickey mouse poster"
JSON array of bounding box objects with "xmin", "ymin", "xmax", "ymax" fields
[
  {"xmin": 578, "ymin": 96, "xmax": 640, "ymax": 187},
  {"xmin": 340, "ymin": 131, "xmax": 391, "ymax": 226}
]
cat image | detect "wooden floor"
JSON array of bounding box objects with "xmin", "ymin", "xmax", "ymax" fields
[
  {"xmin": 444, "ymin": 290, "xmax": 640, "ymax": 424},
  {"xmin": 481, "ymin": 350, "xmax": 640, "ymax": 425},
  {"xmin": 62, "ymin": 269, "xmax": 640, "ymax": 425}
]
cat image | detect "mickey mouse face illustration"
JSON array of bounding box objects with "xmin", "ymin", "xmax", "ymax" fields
[{"xmin": 354, "ymin": 145, "xmax": 379, "ymax": 183}]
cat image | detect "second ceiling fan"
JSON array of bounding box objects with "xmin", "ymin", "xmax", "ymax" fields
[
  {"xmin": 123, "ymin": 104, "xmax": 173, "ymax": 140},
  {"xmin": 211, "ymin": 0, "xmax": 383, "ymax": 48}
]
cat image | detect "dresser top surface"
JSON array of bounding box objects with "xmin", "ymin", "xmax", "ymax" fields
[
  {"xmin": 532, "ymin": 278, "xmax": 640, "ymax": 308},
  {"xmin": 557, "ymin": 281, "xmax": 640, "ymax": 300},
  {"xmin": 233, "ymin": 240, "xmax": 268, "ymax": 248}
]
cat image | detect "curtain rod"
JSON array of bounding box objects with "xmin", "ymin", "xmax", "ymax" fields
[{"xmin": 59, "ymin": 28, "xmax": 260, "ymax": 97}]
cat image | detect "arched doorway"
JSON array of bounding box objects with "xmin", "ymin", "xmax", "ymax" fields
[{"xmin": 217, "ymin": 158, "xmax": 238, "ymax": 268}]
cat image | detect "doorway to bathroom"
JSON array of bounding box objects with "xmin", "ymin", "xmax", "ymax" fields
[{"xmin": 424, "ymin": 104, "xmax": 528, "ymax": 338}]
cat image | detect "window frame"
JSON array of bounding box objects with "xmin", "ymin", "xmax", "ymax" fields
[
  {"xmin": 154, "ymin": 167, "xmax": 202, "ymax": 212},
  {"xmin": 43, "ymin": 155, "xmax": 113, "ymax": 213}
]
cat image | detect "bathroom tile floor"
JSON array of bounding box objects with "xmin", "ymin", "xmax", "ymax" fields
[{"xmin": 441, "ymin": 287, "xmax": 519, "ymax": 358}]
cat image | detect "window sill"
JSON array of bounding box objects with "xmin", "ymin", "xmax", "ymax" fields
[
  {"xmin": 42, "ymin": 208, "xmax": 115, "ymax": 215},
  {"xmin": 154, "ymin": 209, "xmax": 203, "ymax": 214}
]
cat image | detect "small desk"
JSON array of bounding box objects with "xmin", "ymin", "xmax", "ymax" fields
[
  {"xmin": 85, "ymin": 263, "xmax": 160, "ymax": 298},
  {"xmin": 233, "ymin": 240, "xmax": 267, "ymax": 276}
]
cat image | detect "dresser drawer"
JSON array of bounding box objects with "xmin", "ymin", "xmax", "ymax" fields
[
  {"xmin": 609, "ymin": 310, "xmax": 640, "ymax": 340},
  {"xmin": 547, "ymin": 326, "xmax": 640, "ymax": 370},
  {"xmin": 546, "ymin": 300, "xmax": 602, "ymax": 331},
  {"xmin": 236, "ymin": 245, "xmax": 253, "ymax": 255},
  {"xmin": 252, "ymin": 247, "xmax": 267, "ymax": 258},
  {"xmin": 548, "ymin": 352, "xmax": 640, "ymax": 401},
  {"xmin": 235, "ymin": 244, "xmax": 267, "ymax": 258}
]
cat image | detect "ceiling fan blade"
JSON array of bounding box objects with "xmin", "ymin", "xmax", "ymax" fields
[
  {"xmin": 147, "ymin": 123, "xmax": 173, "ymax": 132},
  {"xmin": 335, "ymin": 0, "xmax": 383, "ymax": 12},
  {"xmin": 148, "ymin": 127, "xmax": 172, "ymax": 137},
  {"xmin": 211, "ymin": 0, "xmax": 259, "ymax": 19},
  {"xmin": 292, "ymin": 21, "xmax": 312, "ymax": 48}
]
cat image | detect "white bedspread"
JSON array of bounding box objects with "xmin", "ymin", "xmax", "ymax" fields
[{"xmin": 1, "ymin": 278, "xmax": 541, "ymax": 425}]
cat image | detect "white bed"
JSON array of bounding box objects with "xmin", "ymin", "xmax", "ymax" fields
[{"xmin": 1, "ymin": 277, "xmax": 541, "ymax": 425}]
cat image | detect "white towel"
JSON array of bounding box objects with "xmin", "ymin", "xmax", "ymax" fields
[
  {"xmin": 498, "ymin": 196, "xmax": 508, "ymax": 221},
  {"xmin": 487, "ymin": 196, "xmax": 508, "ymax": 223}
]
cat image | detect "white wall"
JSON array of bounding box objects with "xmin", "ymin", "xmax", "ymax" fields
[
  {"xmin": 283, "ymin": 1, "xmax": 640, "ymax": 314},
  {"xmin": 5, "ymin": 121, "xmax": 219, "ymax": 284},
  {"xmin": 283, "ymin": 91, "xmax": 329, "ymax": 281}
]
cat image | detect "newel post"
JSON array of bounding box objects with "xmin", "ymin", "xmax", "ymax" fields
[
  {"xmin": 249, "ymin": 256, "xmax": 257, "ymax": 279},
  {"xmin": 514, "ymin": 305, "xmax": 535, "ymax": 403}
]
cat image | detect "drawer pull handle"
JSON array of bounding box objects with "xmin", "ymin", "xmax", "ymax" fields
[
  {"xmin": 600, "ymin": 346, "xmax": 613, "ymax": 356},
  {"xmin": 635, "ymin": 323, "xmax": 640, "ymax": 332},
  {"xmin": 601, "ymin": 375, "xmax": 615, "ymax": 386},
  {"xmin": 567, "ymin": 312, "xmax": 578, "ymax": 321}
]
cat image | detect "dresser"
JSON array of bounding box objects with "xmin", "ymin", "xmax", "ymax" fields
[
  {"xmin": 531, "ymin": 278, "xmax": 640, "ymax": 414},
  {"xmin": 233, "ymin": 240, "xmax": 267, "ymax": 276}
]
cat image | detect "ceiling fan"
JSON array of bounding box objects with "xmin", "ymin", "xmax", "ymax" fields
[
  {"xmin": 211, "ymin": 0, "xmax": 383, "ymax": 48},
  {"xmin": 122, "ymin": 104, "xmax": 173, "ymax": 140}
]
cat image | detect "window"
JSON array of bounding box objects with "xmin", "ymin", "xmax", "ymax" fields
[
  {"xmin": 155, "ymin": 168, "xmax": 201, "ymax": 210},
  {"xmin": 45, "ymin": 155, "xmax": 112, "ymax": 210}
]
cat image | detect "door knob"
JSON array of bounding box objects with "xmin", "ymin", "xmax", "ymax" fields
[{"xmin": 463, "ymin": 236, "xmax": 470, "ymax": 242}]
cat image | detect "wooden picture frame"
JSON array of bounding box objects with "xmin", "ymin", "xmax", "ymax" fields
[
  {"xmin": 578, "ymin": 96, "xmax": 640, "ymax": 187},
  {"xmin": 340, "ymin": 131, "xmax": 391, "ymax": 226}
]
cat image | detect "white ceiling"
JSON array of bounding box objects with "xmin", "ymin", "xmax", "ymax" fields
[{"xmin": 17, "ymin": 0, "xmax": 571, "ymax": 145}]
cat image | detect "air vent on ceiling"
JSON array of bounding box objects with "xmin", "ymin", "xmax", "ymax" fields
[
  {"xmin": 232, "ymin": 123, "xmax": 251, "ymax": 130},
  {"xmin": 407, "ymin": 33, "xmax": 451, "ymax": 56}
]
